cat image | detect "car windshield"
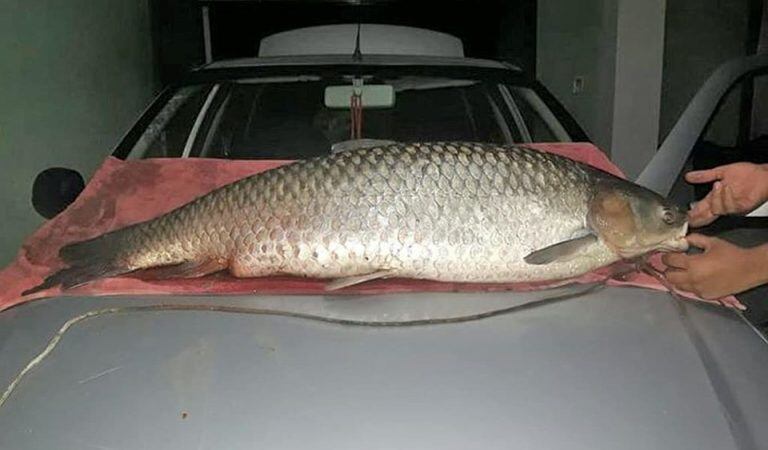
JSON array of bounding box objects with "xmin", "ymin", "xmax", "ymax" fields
[{"xmin": 126, "ymin": 71, "xmax": 572, "ymax": 160}]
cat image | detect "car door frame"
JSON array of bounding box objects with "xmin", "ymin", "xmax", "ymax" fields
[{"xmin": 636, "ymin": 53, "xmax": 768, "ymax": 215}]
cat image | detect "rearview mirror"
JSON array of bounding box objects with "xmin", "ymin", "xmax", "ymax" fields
[
  {"xmin": 324, "ymin": 84, "xmax": 395, "ymax": 109},
  {"xmin": 32, "ymin": 167, "xmax": 85, "ymax": 219}
]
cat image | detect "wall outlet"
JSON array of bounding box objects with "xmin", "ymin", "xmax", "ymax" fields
[{"xmin": 572, "ymin": 76, "xmax": 585, "ymax": 95}]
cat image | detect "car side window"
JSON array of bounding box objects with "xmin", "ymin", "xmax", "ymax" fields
[
  {"xmin": 128, "ymin": 85, "xmax": 213, "ymax": 159},
  {"xmin": 508, "ymin": 90, "xmax": 556, "ymax": 142}
]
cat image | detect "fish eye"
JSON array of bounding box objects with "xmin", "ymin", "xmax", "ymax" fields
[{"xmin": 662, "ymin": 208, "xmax": 675, "ymax": 224}]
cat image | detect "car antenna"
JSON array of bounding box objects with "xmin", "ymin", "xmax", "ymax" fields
[{"xmin": 352, "ymin": 23, "xmax": 362, "ymax": 62}]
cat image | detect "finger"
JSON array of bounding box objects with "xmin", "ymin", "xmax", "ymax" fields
[
  {"xmin": 665, "ymin": 270, "xmax": 691, "ymax": 289},
  {"xmin": 688, "ymin": 196, "xmax": 717, "ymax": 227},
  {"xmin": 673, "ymin": 280, "xmax": 694, "ymax": 294},
  {"xmin": 718, "ymin": 296, "xmax": 748, "ymax": 311},
  {"xmin": 685, "ymin": 167, "xmax": 723, "ymax": 184},
  {"xmin": 688, "ymin": 199, "xmax": 710, "ymax": 217},
  {"xmin": 688, "ymin": 204, "xmax": 717, "ymax": 227},
  {"xmin": 709, "ymin": 182, "xmax": 727, "ymax": 215},
  {"xmin": 685, "ymin": 233, "xmax": 713, "ymax": 251},
  {"xmin": 664, "ymin": 268, "xmax": 690, "ymax": 286},
  {"xmin": 662, "ymin": 252, "xmax": 689, "ymax": 270}
]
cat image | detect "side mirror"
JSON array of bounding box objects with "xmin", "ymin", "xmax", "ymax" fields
[{"xmin": 32, "ymin": 167, "xmax": 85, "ymax": 219}]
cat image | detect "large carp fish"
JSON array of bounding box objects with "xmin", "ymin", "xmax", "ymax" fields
[{"xmin": 25, "ymin": 142, "xmax": 689, "ymax": 294}]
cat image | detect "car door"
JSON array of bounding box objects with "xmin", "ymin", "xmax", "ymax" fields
[
  {"xmin": 636, "ymin": 53, "xmax": 768, "ymax": 207},
  {"xmin": 635, "ymin": 54, "xmax": 768, "ymax": 328}
]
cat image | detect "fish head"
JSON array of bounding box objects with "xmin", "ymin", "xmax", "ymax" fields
[{"xmin": 588, "ymin": 178, "xmax": 689, "ymax": 259}]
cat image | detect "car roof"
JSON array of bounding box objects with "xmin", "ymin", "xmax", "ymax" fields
[
  {"xmin": 199, "ymin": 54, "xmax": 521, "ymax": 72},
  {"xmin": 257, "ymin": 24, "xmax": 466, "ymax": 58}
]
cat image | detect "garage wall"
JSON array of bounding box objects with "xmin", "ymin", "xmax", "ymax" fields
[
  {"xmin": 659, "ymin": 0, "xmax": 751, "ymax": 142},
  {"xmin": 610, "ymin": 0, "xmax": 666, "ymax": 179},
  {"xmin": 538, "ymin": 0, "xmax": 667, "ymax": 179},
  {"xmin": 536, "ymin": 0, "xmax": 618, "ymax": 155},
  {"xmin": 0, "ymin": 0, "xmax": 157, "ymax": 265}
]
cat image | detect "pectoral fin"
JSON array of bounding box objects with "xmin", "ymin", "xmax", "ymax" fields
[
  {"xmin": 325, "ymin": 270, "xmax": 394, "ymax": 291},
  {"xmin": 524, "ymin": 234, "xmax": 598, "ymax": 265}
]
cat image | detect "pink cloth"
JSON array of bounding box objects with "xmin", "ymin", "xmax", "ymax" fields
[{"xmin": 0, "ymin": 143, "xmax": 741, "ymax": 311}]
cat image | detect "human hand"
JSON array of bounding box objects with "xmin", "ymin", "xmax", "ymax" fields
[
  {"xmin": 662, "ymin": 234, "xmax": 768, "ymax": 303},
  {"xmin": 685, "ymin": 163, "xmax": 768, "ymax": 227}
]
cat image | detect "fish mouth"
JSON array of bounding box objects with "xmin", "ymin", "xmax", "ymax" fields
[
  {"xmin": 659, "ymin": 237, "xmax": 689, "ymax": 252},
  {"xmin": 614, "ymin": 222, "xmax": 690, "ymax": 258},
  {"xmin": 657, "ymin": 222, "xmax": 690, "ymax": 252}
]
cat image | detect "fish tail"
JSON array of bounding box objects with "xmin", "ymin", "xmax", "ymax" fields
[
  {"xmin": 23, "ymin": 231, "xmax": 133, "ymax": 295},
  {"xmin": 58, "ymin": 231, "xmax": 123, "ymax": 264}
]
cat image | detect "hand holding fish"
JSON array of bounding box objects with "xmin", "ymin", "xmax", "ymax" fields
[
  {"xmin": 685, "ymin": 163, "xmax": 768, "ymax": 227},
  {"xmin": 662, "ymin": 234, "xmax": 768, "ymax": 300}
]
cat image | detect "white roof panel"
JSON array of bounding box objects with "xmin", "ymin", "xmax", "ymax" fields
[
  {"xmin": 202, "ymin": 54, "xmax": 518, "ymax": 71},
  {"xmin": 258, "ymin": 24, "xmax": 465, "ymax": 58}
]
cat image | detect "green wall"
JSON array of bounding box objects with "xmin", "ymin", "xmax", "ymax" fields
[
  {"xmin": 660, "ymin": 0, "xmax": 750, "ymax": 143},
  {"xmin": 0, "ymin": 0, "xmax": 157, "ymax": 265},
  {"xmin": 536, "ymin": 0, "xmax": 618, "ymax": 155}
]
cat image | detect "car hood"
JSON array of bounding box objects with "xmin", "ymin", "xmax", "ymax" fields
[{"xmin": 1, "ymin": 286, "xmax": 767, "ymax": 449}]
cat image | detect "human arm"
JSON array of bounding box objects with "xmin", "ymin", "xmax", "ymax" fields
[{"xmin": 662, "ymin": 234, "xmax": 768, "ymax": 300}]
